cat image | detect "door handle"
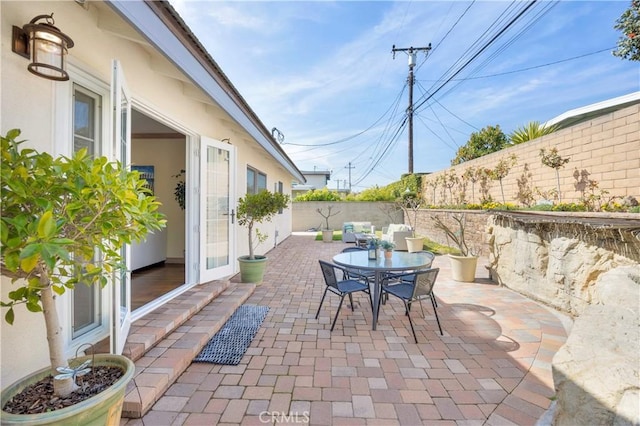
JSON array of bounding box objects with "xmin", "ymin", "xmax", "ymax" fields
[{"xmin": 231, "ymin": 209, "xmax": 235, "ymax": 224}]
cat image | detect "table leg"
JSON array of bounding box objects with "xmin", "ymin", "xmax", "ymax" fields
[{"xmin": 372, "ymin": 270, "xmax": 382, "ymax": 330}]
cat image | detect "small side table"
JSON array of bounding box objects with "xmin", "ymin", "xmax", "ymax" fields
[{"xmin": 353, "ymin": 233, "xmax": 373, "ymax": 248}]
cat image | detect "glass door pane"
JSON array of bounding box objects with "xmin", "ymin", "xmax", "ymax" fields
[
  {"xmin": 200, "ymin": 137, "xmax": 235, "ymax": 282},
  {"xmin": 111, "ymin": 59, "xmax": 132, "ymax": 354}
]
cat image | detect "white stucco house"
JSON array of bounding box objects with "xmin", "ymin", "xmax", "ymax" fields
[
  {"xmin": 292, "ymin": 169, "xmax": 332, "ymax": 196},
  {"xmin": 1, "ymin": 0, "xmax": 304, "ymax": 386}
]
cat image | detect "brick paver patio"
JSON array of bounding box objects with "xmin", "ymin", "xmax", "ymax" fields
[{"xmin": 122, "ymin": 234, "xmax": 569, "ymax": 425}]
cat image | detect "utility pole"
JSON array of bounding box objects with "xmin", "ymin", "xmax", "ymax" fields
[
  {"xmin": 392, "ymin": 44, "xmax": 431, "ymax": 174},
  {"xmin": 345, "ymin": 162, "xmax": 355, "ymax": 193}
]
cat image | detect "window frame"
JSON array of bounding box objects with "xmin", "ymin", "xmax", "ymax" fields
[
  {"xmin": 54, "ymin": 63, "xmax": 111, "ymax": 357},
  {"xmin": 247, "ymin": 165, "xmax": 267, "ymax": 194}
]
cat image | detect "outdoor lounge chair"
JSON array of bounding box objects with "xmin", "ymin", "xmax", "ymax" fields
[
  {"xmin": 316, "ymin": 260, "xmax": 373, "ymax": 331},
  {"xmin": 378, "ymin": 268, "xmax": 443, "ymax": 343}
]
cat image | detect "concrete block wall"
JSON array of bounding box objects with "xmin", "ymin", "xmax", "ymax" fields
[
  {"xmin": 292, "ymin": 202, "xmax": 402, "ymax": 232},
  {"xmin": 421, "ymin": 103, "xmax": 639, "ymax": 206}
]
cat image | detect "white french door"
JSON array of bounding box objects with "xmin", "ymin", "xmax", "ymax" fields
[
  {"xmin": 111, "ymin": 60, "xmax": 132, "ymax": 354},
  {"xmin": 200, "ymin": 137, "xmax": 236, "ymax": 282}
]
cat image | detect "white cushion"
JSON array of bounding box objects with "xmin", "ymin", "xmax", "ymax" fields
[{"xmin": 387, "ymin": 224, "xmax": 410, "ymax": 234}]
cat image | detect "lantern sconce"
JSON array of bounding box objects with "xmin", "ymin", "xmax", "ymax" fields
[{"xmin": 12, "ymin": 13, "xmax": 74, "ymax": 81}]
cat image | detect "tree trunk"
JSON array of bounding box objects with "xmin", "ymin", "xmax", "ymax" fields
[
  {"xmin": 40, "ymin": 272, "xmax": 77, "ymax": 396},
  {"xmin": 248, "ymin": 222, "xmax": 254, "ymax": 260}
]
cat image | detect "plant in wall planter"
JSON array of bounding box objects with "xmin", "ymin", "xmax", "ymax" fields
[
  {"xmin": 237, "ymin": 190, "xmax": 290, "ymax": 283},
  {"xmin": 431, "ymin": 212, "xmax": 478, "ymax": 282},
  {"xmin": 0, "ymin": 130, "xmax": 166, "ymax": 422},
  {"xmin": 316, "ymin": 205, "xmax": 340, "ymax": 243}
]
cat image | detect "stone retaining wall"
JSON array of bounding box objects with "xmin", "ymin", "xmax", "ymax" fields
[
  {"xmin": 550, "ymin": 266, "xmax": 640, "ymax": 425},
  {"xmin": 483, "ymin": 211, "xmax": 639, "ymax": 316}
]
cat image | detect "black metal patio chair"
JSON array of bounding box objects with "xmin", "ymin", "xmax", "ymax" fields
[
  {"xmin": 382, "ymin": 250, "xmax": 438, "ymax": 307},
  {"xmin": 378, "ymin": 267, "xmax": 443, "ymax": 343},
  {"xmin": 340, "ymin": 246, "xmax": 375, "ymax": 282},
  {"xmin": 316, "ymin": 260, "xmax": 373, "ymax": 331}
]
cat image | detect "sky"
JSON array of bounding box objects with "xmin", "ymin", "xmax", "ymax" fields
[{"xmin": 168, "ymin": 0, "xmax": 639, "ymax": 192}]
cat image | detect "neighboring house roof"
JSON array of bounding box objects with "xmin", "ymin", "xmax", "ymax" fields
[
  {"xmin": 546, "ymin": 91, "xmax": 640, "ymax": 130},
  {"xmin": 107, "ymin": 0, "xmax": 305, "ymax": 184},
  {"xmin": 301, "ymin": 170, "xmax": 331, "ymax": 177},
  {"xmin": 291, "ymin": 184, "xmax": 316, "ymax": 191}
]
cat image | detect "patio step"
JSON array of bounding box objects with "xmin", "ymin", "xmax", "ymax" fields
[{"xmin": 121, "ymin": 281, "xmax": 256, "ymax": 418}]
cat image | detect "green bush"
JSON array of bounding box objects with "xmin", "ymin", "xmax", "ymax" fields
[
  {"xmin": 294, "ymin": 188, "xmax": 341, "ymax": 201},
  {"xmin": 355, "ymin": 185, "xmax": 395, "ymax": 201}
]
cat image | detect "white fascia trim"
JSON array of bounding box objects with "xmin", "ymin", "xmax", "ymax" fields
[
  {"xmin": 546, "ymin": 91, "xmax": 640, "ymax": 127},
  {"xmin": 106, "ymin": 0, "xmax": 304, "ymax": 183}
]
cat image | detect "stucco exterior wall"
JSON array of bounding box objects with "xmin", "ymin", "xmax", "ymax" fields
[
  {"xmin": 420, "ymin": 103, "xmax": 639, "ymax": 206},
  {"xmin": 1, "ymin": 0, "xmax": 296, "ymax": 386}
]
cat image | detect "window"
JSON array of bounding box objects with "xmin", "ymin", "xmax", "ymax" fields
[
  {"xmin": 73, "ymin": 84, "xmax": 101, "ymax": 156},
  {"xmin": 72, "ymin": 83, "xmax": 102, "ymax": 338},
  {"xmin": 276, "ymin": 181, "xmax": 284, "ymax": 213},
  {"xmin": 247, "ymin": 166, "xmax": 267, "ymax": 194}
]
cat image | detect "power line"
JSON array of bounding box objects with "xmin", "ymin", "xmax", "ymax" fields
[
  {"xmin": 413, "ymin": 0, "xmax": 540, "ymax": 114},
  {"xmin": 449, "ymin": 46, "xmax": 614, "ymax": 81},
  {"xmin": 282, "ymin": 86, "xmax": 407, "ymax": 147}
]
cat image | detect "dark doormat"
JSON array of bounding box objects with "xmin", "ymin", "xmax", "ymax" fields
[{"xmin": 193, "ymin": 304, "xmax": 269, "ymax": 365}]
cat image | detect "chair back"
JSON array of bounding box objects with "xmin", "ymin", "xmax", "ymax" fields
[
  {"xmin": 342, "ymin": 247, "xmax": 364, "ymax": 253},
  {"xmin": 319, "ymin": 260, "xmax": 340, "ymax": 289},
  {"xmin": 414, "ymin": 251, "xmax": 435, "ymax": 269},
  {"xmin": 411, "ymin": 268, "xmax": 439, "ymax": 300}
]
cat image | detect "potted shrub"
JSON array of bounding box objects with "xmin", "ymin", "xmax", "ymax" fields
[
  {"xmin": 431, "ymin": 212, "xmax": 478, "ymax": 282},
  {"xmin": 237, "ymin": 190, "xmax": 290, "ymax": 283},
  {"xmin": 316, "ymin": 205, "xmax": 340, "ymax": 243},
  {"xmin": 397, "ymin": 191, "xmax": 424, "ymax": 252},
  {"xmin": 0, "ymin": 130, "xmax": 166, "ymax": 422},
  {"xmin": 379, "ymin": 240, "xmax": 396, "ymax": 259}
]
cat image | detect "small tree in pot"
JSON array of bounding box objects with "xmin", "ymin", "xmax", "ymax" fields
[
  {"xmin": 431, "ymin": 212, "xmax": 478, "ymax": 282},
  {"xmin": 236, "ymin": 190, "xmax": 290, "ymax": 282},
  {"xmin": 397, "ymin": 190, "xmax": 424, "ymax": 252},
  {"xmin": 316, "ymin": 205, "xmax": 340, "ymax": 242},
  {"xmin": 0, "ymin": 130, "xmax": 166, "ymax": 415}
]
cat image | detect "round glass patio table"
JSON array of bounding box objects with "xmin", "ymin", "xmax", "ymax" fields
[{"xmin": 332, "ymin": 250, "xmax": 434, "ymax": 331}]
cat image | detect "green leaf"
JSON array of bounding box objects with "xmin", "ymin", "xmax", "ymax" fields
[
  {"xmin": 20, "ymin": 255, "xmax": 38, "ymax": 273},
  {"xmin": 19, "ymin": 243, "xmax": 42, "ymax": 260},
  {"xmin": 26, "ymin": 300, "xmax": 42, "ymax": 313},
  {"xmin": 6, "ymin": 129, "xmax": 21, "ymax": 140},
  {"xmin": 8, "ymin": 288, "xmax": 26, "ymax": 301},
  {"xmin": 3, "ymin": 252, "xmax": 19, "ymax": 271},
  {"xmin": 37, "ymin": 211, "xmax": 56, "ymax": 238},
  {"xmin": 5, "ymin": 308, "xmax": 15, "ymax": 325},
  {"xmin": 52, "ymin": 285, "xmax": 66, "ymax": 296}
]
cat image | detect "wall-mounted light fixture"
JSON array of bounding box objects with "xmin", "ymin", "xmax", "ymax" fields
[{"xmin": 12, "ymin": 13, "xmax": 74, "ymax": 81}]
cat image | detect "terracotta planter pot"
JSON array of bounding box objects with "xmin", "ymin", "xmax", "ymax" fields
[
  {"xmin": 1, "ymin": 354, "xmax": 134, "ymax": 426},
  {"xmin": 448, "ymin": 254, "xmax": 478, "ymax": 282},
  {"xmin": 384, "ymin": 250, "xmax": 393, "ymax": 259}
]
